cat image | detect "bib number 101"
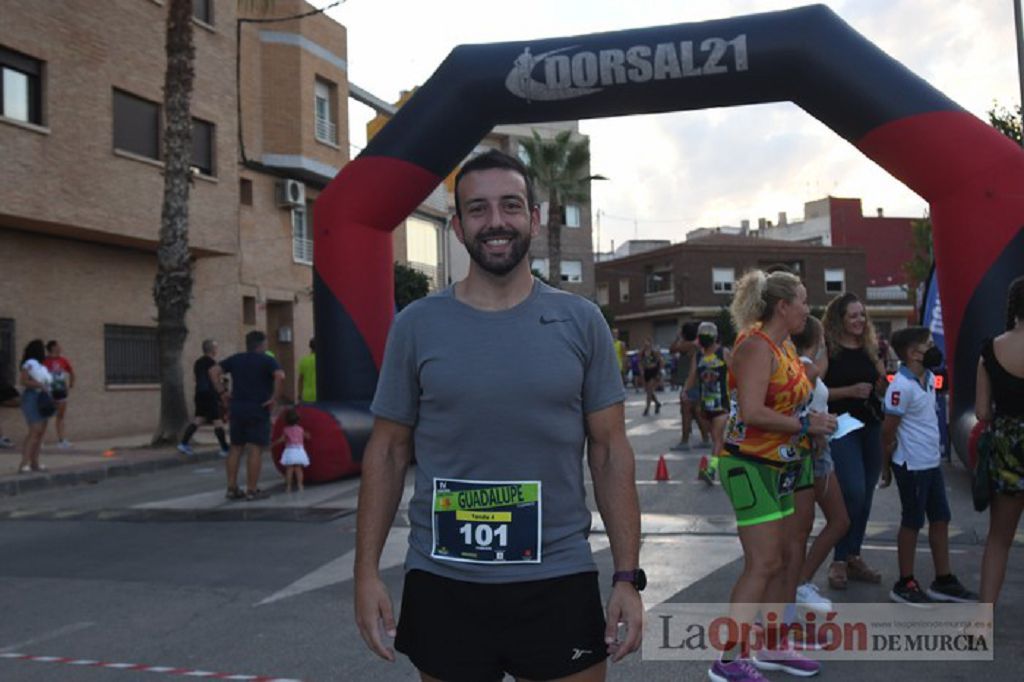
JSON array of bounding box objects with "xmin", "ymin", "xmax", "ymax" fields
[{"xmin": 459, "ymin": 523, "xmax": 508, "ymax": 548}]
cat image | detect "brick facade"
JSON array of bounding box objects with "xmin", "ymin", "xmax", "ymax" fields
[{"xmin": 0, "ymin": 0, "xmax": 347, "ymax": 442}]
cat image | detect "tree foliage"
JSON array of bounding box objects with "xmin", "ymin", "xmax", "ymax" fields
[
  {"xmin": 903, "ymin": 216, "xmax": 933, "ymax": 291},
  {"xmin": 394, "ymin": 262, "xmax": 431, "ymax": 310},
  {"xmin": 989, "ymin": 102, "xmax": 1022, "ymax": 145},
  {"xmin": 519, "ymin": 130, "xmax": 598, "ymax": 288}
]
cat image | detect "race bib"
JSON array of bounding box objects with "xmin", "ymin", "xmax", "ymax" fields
[
  {"xmin": 431, "ymin": 478, "xmax": 541, "ymax": 564},
  {"xmin": 777, "ymin": 467, "xmax": 799, "ymax": 496}
]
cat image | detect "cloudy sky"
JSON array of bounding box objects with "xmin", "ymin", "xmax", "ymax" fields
[{"xmin": 321, "ymin": 0, "xmax": 1020, "ymax": 251}]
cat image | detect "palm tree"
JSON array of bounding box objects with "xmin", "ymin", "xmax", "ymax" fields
[
  {"xmin": 519, "ymin": 129, "xmax": 601, "ymax": 288},
  {"xmin": 152, "ymin": 0, "xmax": 195, "ymax": 444}
]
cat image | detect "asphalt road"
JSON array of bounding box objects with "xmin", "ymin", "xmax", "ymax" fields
[{"xmin": 0, "ymin": 390, "xmax": 1019, "ymax": 681}]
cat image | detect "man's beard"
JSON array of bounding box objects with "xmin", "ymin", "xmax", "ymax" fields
[{"xmin": 465, "ymin": 229, "xmax": 531, "ymax": 277}]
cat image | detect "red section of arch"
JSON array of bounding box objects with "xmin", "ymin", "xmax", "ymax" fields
[
  {"xmin": 314, "ymin": 156, "xmax": 442, "ymax": 369},
  {"xmin": 856, "ymin": 111, "xmax": 1024, "ymax": 393},
  {"xmin": 272, "ymin": 405, "xmax": 357, "ymax": 482}
]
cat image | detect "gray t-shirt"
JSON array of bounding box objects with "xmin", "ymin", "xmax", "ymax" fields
[{"xmin": 371, "ymin": 279, "xmax": 625, "ymax": 583}]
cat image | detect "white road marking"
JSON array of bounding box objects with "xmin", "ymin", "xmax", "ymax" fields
[
  {"xmin": 641, "ymin": 535, "xmax": 745, "ymax": 607},
  {"xmin": 257, "ymin": 528, "xmax": 409, "ymax": 606},
  {"xmin": 0, "ymin": 621, "xmax": 95, "ymax": 654}
]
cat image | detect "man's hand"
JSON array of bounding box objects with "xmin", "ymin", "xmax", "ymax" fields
[
  {"xmin": 604, "ymin": 583, "xmax": 643, "ymax": 662},
  {"xmin": 354, "ymin": 573, "xmax": 397, "ymax": 661},
  {"xmin": 879, "ymin": 463, "xmax": 893, "ymax": 488}
]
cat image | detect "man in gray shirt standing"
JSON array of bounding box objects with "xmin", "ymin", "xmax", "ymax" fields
[{"xmin": 354, "ymin": 149, "xmax": 644, "ymax": 682}]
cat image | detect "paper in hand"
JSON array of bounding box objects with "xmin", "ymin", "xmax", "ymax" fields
[{"xmin": 830, "ymin": 413, "xmax": 864, "ymax": 441}]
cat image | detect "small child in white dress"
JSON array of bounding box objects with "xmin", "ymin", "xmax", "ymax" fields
[{"xmin": 274, "ymin": 408, "xmax": 310, "ymax": 492}]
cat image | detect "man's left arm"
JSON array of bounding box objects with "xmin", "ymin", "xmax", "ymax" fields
[
  {"xmin": 266, "ymin": 368, "xmax": 285, "ymax": 410},
  {"xmin": 586, "ymin": 403, "xmax": 642, "ymax": 662}
]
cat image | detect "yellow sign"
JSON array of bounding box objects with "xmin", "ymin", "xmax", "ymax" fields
[{"xmin": 455, "ymin": 510, "xmax": 512, "ymax": 523}]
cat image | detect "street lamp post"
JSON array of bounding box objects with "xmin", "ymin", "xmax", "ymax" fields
[{"xmin": 1015, "ymin": 0, "xmax": 1024, "ymax": 145}]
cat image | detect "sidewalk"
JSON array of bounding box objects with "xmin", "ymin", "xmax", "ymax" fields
[{"xmin": 0, "ymin": 431, "xmax": 225, "ymax": 497}]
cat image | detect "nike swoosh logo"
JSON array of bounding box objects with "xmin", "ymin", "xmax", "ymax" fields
[{"xmin": 540, "ymin": 315, "xmax": 571, "ymax": 325}]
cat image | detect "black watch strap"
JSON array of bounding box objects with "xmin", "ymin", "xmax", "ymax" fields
[{"xmin": 612, "ymin": 568, "xmax": 647, "ymax": 591}]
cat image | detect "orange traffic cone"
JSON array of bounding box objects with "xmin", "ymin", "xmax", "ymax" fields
[
  {"xmin": 696, "ymin": 455, "xmax": 713, "ymax": 486},
  {"xmin": 655, "ymin": 455, "xmax": 670, "ymax": 482}
]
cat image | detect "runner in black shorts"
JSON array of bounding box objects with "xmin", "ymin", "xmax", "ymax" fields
[
  {"xmin": 354, "ymin": 150, "xmax": 643, "ymax": 682},
  {"xmin": 178, "ymin": 339, "xmax": 230, "ymax": 457}
]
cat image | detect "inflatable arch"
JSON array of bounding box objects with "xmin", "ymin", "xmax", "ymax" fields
[{"xmin": 279, "ymin": 3, "xmax": 1024, "ymax": 481}]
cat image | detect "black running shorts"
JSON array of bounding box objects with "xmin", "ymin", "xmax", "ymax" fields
[{"xmin": 395, "ymin": 569, "xmax": 608, "ymax": 682}]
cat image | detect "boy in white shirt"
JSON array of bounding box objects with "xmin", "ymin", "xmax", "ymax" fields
[{"xmin": 881, "ymin": 326, "xmax": 977, "ymax": 605}]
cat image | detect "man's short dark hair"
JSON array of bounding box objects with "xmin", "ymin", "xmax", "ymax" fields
[
  {"xmin": 46, "ymin": 340, "xmax": 58, "ymax": 352},
  {"xmin": 453, "ymin": 149, "xmax": 535, "ymax": 219},
  {"xmin": 891, "ymin": 326, "xmax": 931, "ymax": 362},
  {"xmin": 246, "ymin": 330, "xmax": 267, "ymax": 352},
  {"xmin": 681, "ymin": 321, "xmax": 700, "ymax": 341}
]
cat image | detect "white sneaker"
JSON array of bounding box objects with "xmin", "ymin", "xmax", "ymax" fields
[
  {"xmin": 58, "ymin": 439, "xmax": 73, "ymax": 449},
  {"xmin": 219, "ymin": 448, "xmax": 229, "ymax": 458},
  {"xmin": 796, "ymin": 582, "xmax": 833, "ymax": 613},
  {"xmin": 177, "ymin": 443, "xmax": 194, "ymax": 456}
]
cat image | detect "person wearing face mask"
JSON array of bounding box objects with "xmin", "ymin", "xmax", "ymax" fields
[
  {"xmin": 682, "ymin": 322, "xmax": 730, "ymax": 480},
  {"xmin": 879, "ymin": 326, "xmax": 978, "ymax": 604},
  {"xmin": 821, "ymin": 292, "xmax": 888, "ymax": 589}
]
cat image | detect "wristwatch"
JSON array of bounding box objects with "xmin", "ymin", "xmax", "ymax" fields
[{"xmin": 612, "ymin": 568, "xmax": 647, "ymax": 592}]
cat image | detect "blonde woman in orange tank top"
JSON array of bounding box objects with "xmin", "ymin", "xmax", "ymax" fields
[{"xmin": 707, "ymin": 270, "xmax": 837, "ymax": 682}]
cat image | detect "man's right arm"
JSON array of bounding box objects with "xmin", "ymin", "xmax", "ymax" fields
[{"xmin": 354, "ymin": 417, "xmax": 414, "ymax": 661}]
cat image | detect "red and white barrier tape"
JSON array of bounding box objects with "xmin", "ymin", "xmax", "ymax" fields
[{"xmin": 0, "ymin": 652, "xmax": 302, "ymax": 680}]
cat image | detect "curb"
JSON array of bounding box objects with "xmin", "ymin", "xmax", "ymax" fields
[{"xmin": 0, "ymin": 449, "xmax": 226, "ymax": 498}]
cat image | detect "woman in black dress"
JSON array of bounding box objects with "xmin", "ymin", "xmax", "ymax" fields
[{"xmin": 975, "ymin": 276, "xmax": 1024, "ymax": 604}]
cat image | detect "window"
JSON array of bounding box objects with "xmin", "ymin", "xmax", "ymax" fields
[
  {"xmin": 561, "ymin": 260, "xmax": 583, "ymax": 283},
  {"xmin": 530, "ymin": 258, "xmax": 549, "ymax": 279},
  {"xmin": 645, "ymin": 265, "xmax": 672, "ymax": 294},
  {"xmin": 0, "ymin": 318, "xmax": 14, "ymax": 388},
  {"xmin": 1, "ymin": 46, "xmax": 43, "ymax": 124},
  {"xmin": 712, "ymin": 267, "xmax": 735, "ymax": 294},
  {"xmin": 314, "ymin": 78, "xmax": 337, "ymax": 145},
  {"xmin": 239, "ymin": 178, "xmax": 253, "ymax": 206},
  {"xmin": 565, "ymin": 204, "xmax": 581, "ymax": 228},
  {"xmin": 825, "ymin": 268, "xmax": 845, "ymax": 294},
  {"xmin": 243, "ymin": 296, "xmax": 257, "ymax": 325},
  {"xmin": 193, "ymin": 0, "xmax": 214, "ymax": 25},
  {"xmin": 104, "ymin": 324, "xmax": 159, "ymax": 385},
  {"xmin": 191, "ymin": 117, "xmax": 214, "ymax": 176},
  {"xmin": 407, "ymin": 215, "xmax": 441, "ymax": 287},
  {"xmin": 596, "ymin": 283, "xmax": 609, "ymax": 306},
  {"xmin": 113, "ymin": 89, "xmax": 160, "ymax": 160},
  {"xmin": 619, "ymin": 277, "xmax": 630, "ymax": 303},
  {"xmin": 292, "ymin": 204, "xmax": 313, "ymax": 265}
]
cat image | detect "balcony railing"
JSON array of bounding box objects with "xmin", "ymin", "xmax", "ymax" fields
[{"xmin": 315, "ymin": 117, "xmax": 337, "ymax": 145}]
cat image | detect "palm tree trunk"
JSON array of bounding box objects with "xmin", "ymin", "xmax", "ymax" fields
[
  {"xmin": 152, "ymin": 0, "xmax": 195, "ymax": 444},
  {"xmin": 547, "ymin": 192, "xmax": 563, "ymax": 288}
]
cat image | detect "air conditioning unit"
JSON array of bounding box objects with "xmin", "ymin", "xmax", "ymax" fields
[{"xmin": 276, "ymin": 179, "xmax": 306, "ymax": 208}]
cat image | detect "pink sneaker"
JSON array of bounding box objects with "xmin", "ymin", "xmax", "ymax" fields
[
  {"xmin": 753, "ymin": 640, "xmax": 821, "ymax": 677},
  {"xmin": 709, "ymin": 657, "xmax": 769, "ymax": 682}
]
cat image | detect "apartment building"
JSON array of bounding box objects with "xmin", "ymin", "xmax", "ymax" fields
[
  {"xmin": 760, "ymin": 197, "xmax": 918, "ymax": 334},
  {"xmin": 595, "ymin": 234, "xmax": 867, "ymax": 349},
  {"xmin": 0, "ymin": 0, "xmax": 349, "ymax": 440}
]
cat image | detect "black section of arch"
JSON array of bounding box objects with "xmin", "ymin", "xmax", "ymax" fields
[
  {"xmin": 949, "ymin": 226, "xmax": 1024, "ymax": 459},
  {"xmin": 313, "ymin": 271, "xmax": 381, "ymax": 404},
  {"xmin": 363, "ymin": 4, "xmax": 960, "ymax": 180}
]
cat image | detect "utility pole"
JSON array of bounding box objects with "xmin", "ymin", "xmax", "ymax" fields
[{"xmin": 1015, "ymin": 0, "xmax": 1024, "ymax": 145}]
